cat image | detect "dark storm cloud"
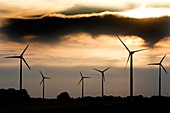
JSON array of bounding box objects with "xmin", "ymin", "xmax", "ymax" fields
[{"xmin": 1, "ymin": 14, "xmax": 170, "ymax": 46}]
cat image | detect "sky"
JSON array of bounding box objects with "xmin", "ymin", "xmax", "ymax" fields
[{"xmin": 0, "ymin": 0, "xmax": 170, "ymax": 98}]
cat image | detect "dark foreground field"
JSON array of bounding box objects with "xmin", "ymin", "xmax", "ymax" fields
[{"xmin": 1, "ymin": 96, "xmax": 170, "ymax": 113}]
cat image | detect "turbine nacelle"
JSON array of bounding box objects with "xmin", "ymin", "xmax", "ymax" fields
[
  {"xmin": 93, "ymin": 67, "xmax": 110, "ymax": 81},
  {"xmin": 117, "ymin": 35, "xmax": 147, "ymax": 73},
  {"xmin": 148, "ymin": 55, "xmax": 168, "ymax": 74},
  {"xmin": 78, "ymin": 71, "xmax": 90, "ymax": 85},
  {"xmin": 4, "ymin": 45, "xmax": 31, "ymax": 96},
  {"xmin": 148, "ymin": 54, "xmax": 168, "ymax": 96},
  {"xmin": 5, "ymin": 45, "xmax": 31, "ymax": 70},
  {"xmin": 39, "ymin": 70, "xmax": 51, "ymax": 85},
  {"xmin": 117, "ymin": 34, "xmax": 147, "ymax": 99}
]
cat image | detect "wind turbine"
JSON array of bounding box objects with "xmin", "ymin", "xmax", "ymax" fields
[
  {"xmin": 78, "ymin": 71, "xmax": 90, "ymax": 98},
  {"xmin": 39, "ymin": 70, "xmax": 51, "ymax": 99},
  {"xmin": 117, "ymin": 35, "xmax": 147, "ymax": 100},
  {"xmin": 93, "ymin": 67, "xmax": 110, "ymax": 97},
  {"xmin": 148, "ymin": 55, "xmax": 168, "ymax": 96},
  {"xmin": 5, "ymin": 45, "xmax": 31, "ymax": 96}
]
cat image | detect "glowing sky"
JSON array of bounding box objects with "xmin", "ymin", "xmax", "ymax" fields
[{"xmin": 0, "ymin": 0, "xmax": 170, "ymax": 98}]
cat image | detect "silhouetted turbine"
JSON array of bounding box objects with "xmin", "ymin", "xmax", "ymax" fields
[
  {"xmin": 78, "ymin": 71, "xmax": 90, "ymax": 98},
  {"xmin": 148, "ymin": 55, "xmax": 168, "ymax": 96},
  {"xmin": 93, "ymin": 67, "xmax": 110, "ymax": 97},
  {"xmin": 39, "ymin": 70, "xmax": 51, "ymax": 99},
  {"xmin": 5, "ymin": 45, "xmax": 31, "ymax": 96},
  {"xmin": 117, "ymin": 35, "xmax": 147, "ymax": 100}
]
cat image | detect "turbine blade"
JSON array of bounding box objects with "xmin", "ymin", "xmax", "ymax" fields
[
  {"xmin": 45, "ymin": 77, "xmax": 51, "ymax": 79},
  {"xmin": 160, "ymin": 55, "xmax": 166, "ymax": 63},
  {"xmin": 123, "ymin": 54, "xmax": 130, "ymax": 74},
  {"xmin": 103, "ymin": 67, "xmax": 110, "ymax": 72},
  {"xmin": 161, "ymin": 65, "xmax": 168, "ymax": 74},
  {"xmin": 78, "ymin": 78, "xmax": 83, "ymax": 85},
  {"xmin": 5, "ymin": 56, "xmax": 20, "ymax": 58},
  {"xmin": 116, "ymin": 35, "xmax": 130, "ymax": 53},
  {"xmin": 23, "ymin": 58, "xmax": 31, "ymax": 70},
  {"xmin": 93, "ymin": 68, "xmax": 102, "ymax": 73},
  {"xmin": 133, "ymin": 48, "xmax": 147, "ymax": 53},
  {"xmin": 39, "ymin": 70, "xmax": 44, "ymax": 78},
  {"xmin": 148, "ymin": 63, "xmax": 159, "ymax": 65},
  {"xmin": 21, "ymin": 45, "xmax": 29, "ymax": 56},
  {"xmin": 80, "ymin": 71, "xmax": 83, "ymax": 78},
  {"xmin": 84, "ymin": 77, "xmax": 91, "ymax": 78},
  {"xmin": 40, "ymin": 79, "xmax": 44, "ymax": 85}
]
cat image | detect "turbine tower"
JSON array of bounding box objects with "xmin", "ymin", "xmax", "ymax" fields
[
  {"xmin": 78, "ymin": 71, "xmax": 90, "ymax": 98},
  {"xmin": 148, "ymin": 55, "xmax": 168, "ymax": 96},
  {"xmin": 39, "ymin": 70, "xmax": 51, "ymax": 99},
  {"xmin": 117, "ymin": 35, "xmax": 147, "ymax": 100},
  {"xmin": 93, "ymin": 67, "xmax": 110, "ymax": 97},
  {"xmin": 5, "ymin": 45, "xmax": 31, "ymax": 96}
]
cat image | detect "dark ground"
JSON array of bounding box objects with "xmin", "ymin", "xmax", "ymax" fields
[{"xmin": 0, "ymin": 96, "xmax": 170, "ymax": 113}]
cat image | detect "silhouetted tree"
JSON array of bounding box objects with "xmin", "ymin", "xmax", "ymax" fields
[
  {"xmin": 0, "ymin": 88, "xmax": 30, "ymax": 102},
  {"xmin": 21, "ymin": 89, "xmax": 30, "ymax": 99},
  {"xmin": 57, "ymin": 92, "xmax": 70, "ymax": 101}
]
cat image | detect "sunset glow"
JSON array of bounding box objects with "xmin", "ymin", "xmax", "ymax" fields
[
  {"xmin": 121, "ymin": 4, "xmax": 170, "ymax": 18},
  {"xmin": 0, "ymin": 0, "xmax": 170, "ymax": 98}
]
